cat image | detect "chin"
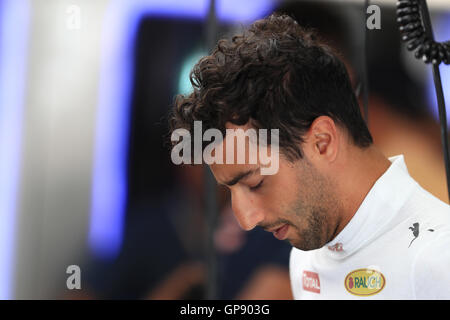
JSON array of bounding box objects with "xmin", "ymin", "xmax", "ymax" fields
[{"xmin": 290, "ymin": 238, "xmax": 323, "ymax": 251}]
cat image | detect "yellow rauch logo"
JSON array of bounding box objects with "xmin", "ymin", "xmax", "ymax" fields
[{"xmin": 344, "ymin": 269, "xmax": 385, "ymax": 296}]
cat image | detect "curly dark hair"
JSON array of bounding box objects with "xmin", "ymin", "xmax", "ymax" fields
[{"xmin": 169, "ymin": 13, "xmax": 372, "ymax": 160}]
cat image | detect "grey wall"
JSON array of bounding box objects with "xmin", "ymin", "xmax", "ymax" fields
[{"xmin": 13, "ymin": 0, "xmax": 109, "ymax": 299}]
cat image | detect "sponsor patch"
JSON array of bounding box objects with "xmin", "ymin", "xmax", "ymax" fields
[
  {"xmin": 302, "ymin": 271, "xmax": 321, "ymax": 294},
  {"xmin": 344, "ymin": 269, "xmax": 385, "ymax": 296}
]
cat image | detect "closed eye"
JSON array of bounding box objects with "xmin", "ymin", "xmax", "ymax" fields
[{"xmin": 250, "ymin": 179, "xmax": 264, "ymax": 191}]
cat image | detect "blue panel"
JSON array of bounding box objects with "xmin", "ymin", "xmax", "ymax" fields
[
  {"xmin": 89, "ymin": 0, "xmax": 274, "ymax": 260},
  {"xmin": 426, "ymin": 12, "xmax": 450, "ymax": 126},
  {"xmin": 0, "ymin": 0, "xmax": 30, "ymax": 299}
]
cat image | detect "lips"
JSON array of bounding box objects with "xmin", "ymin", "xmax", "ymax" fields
[{"xmin": 272, "ymin": 224, "xmax": 289, "ymax": 240}]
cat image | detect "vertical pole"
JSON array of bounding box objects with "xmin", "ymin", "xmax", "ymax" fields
[
  {"xmin": 362, "ymin": 0, "xmax": 370, "ymax": 125},
  {"xmin": 204, "ymin": 0, "xmax": 219, "ymax": 300}
]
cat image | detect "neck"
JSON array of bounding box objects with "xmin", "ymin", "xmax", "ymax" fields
[{"xmin": 332, "ymin": 145, "xmax": 392, "ymax": 240}]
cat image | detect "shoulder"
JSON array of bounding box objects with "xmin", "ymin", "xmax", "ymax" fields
[
  {"xmin": 407, "ymin": 183, "xmax": 450, "ymax": 220},
  {"xmin": 289, "ymin": 247, "xmax": 310, "ymax": 299},
  {"xmin": 289, "ymin": 247, "xmax": 309, "ymax": 268},
  {"xmin": 289, "ymin": 247, "xmax": 315, "ymax": 279},
  {"xmin": 400, "ymin": 184, "xmax": 450, "ymax": 239},
  {"xmin": 412, "ymin": 230, "xmax": 450, "ymax": 299}
]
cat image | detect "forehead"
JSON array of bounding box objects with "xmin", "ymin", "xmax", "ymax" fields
[
  {"xmin": 210, "ymin": 162, "xmax": 259, "ymax": 187},
  {"xmin": 209, "ymin": 122, "xmax": 261, "ymax": 184}
]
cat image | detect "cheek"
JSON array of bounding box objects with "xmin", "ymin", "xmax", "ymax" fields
[
  {"xmin": 256, "ymin": 186, "xmax": 295, "ymax": 221},
  {"xmin": 268, "ymin": 174, "xmax": 302, "ymax": 211}
]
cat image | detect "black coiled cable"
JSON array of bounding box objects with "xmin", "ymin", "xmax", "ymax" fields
[
  {"xmin": 396, "ymin": 0, "xmax": 450, "ymax": 202},
  {"xmin": 397, "ymin": 0, "xmax": 450, "ymax": 65}
]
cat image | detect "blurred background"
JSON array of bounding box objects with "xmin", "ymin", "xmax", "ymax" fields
[{"xmin": 0, "ymin": 0, "xmax": 449, "ymax": 299}]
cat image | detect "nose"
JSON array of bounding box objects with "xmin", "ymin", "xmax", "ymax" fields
[{"xmin": 230, "ymin": 191, "xmax": 264, "ymax": 231}]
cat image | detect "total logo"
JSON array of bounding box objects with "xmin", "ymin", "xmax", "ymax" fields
[
  {"xmin": 302, "ymin": 271, "xmax": 321, "ymax": 294},
  {"xmin": 344, "ymin": 269, "xmax": 385, "ymax": 296}
]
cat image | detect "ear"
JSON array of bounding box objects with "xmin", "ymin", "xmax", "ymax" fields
[{"xmin": 304, "ymin": 116, "xmax": 339, "ymax": 163}]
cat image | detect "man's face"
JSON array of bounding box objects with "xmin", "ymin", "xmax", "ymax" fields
[{"xmin": 209, "ymin": 126, "xmax": 342, "ymax": 251}]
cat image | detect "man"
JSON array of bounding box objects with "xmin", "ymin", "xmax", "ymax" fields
[{"xmin": 169, "ymin": 14, "xmax": 450, "ymax": 299}]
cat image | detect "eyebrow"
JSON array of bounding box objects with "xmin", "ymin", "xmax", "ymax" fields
[{"xmin": 222, "ymin": 168, "xmax": 259, "ymax": 187}]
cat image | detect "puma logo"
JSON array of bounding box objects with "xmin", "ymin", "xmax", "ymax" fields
[{"xmin": 408, "ymin": 222, "xmax": 434, "ymax": 248}]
